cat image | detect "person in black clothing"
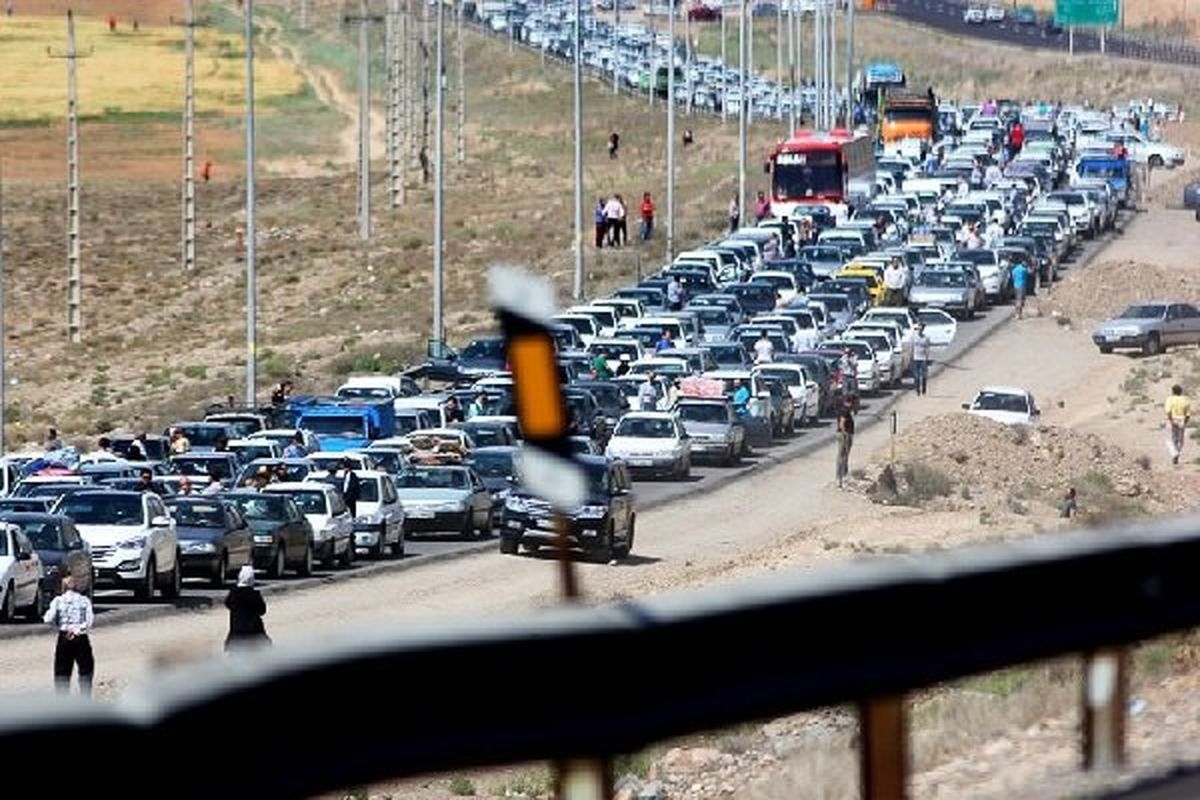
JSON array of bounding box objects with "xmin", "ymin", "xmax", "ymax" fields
[
  {"xmin": 607, "ymin": 131, "xmax": 620, "ymax": 159},
  {"xmin": 225, "ymin": 566, "xmax": 269, "ymax": 652},
  {"xmin": 835, "ymin": 404, "xmax": 856, "ymax": 488},
  {"xmin": 444, "ymin": 396, "xmax": 465, "ymax": 423},
  {"xmin": 341, "ymin": 458, "xmax": 361, "ymax": 518}
]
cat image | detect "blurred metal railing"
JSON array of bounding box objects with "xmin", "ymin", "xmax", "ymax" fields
[{"xmin": 5, "ymin": 514, "xmax": 1200, "ymax": 798}]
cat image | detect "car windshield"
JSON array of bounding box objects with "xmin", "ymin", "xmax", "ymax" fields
[
  {"xmin": 311, "ymin": 457, "xmax": 355, "ymax": 473},
  {"xmin": 166, "ymin": 501, "xmax": 226, "ymax": 528},
  {"xmin": 615, "ymin": 417, "xmax": 676, "ymax": 438},
  {"xmin": 301, "ymin": 416, "xmax": 368, "ymax": 438},
  {"xmin": 809, "ymin": 295, "xmax": 849, "ymax": 311},
  {"xmin": 556, "ymin": 317, "xmax": 594, "ymax": 335},
  {"xmin": 178, "ymin": 426, "xmax": 228, "ymax": 448},
  {"xmin": 231, "ymin": 444, "xmax": 275, "ymax": 460},
  {"xmin": 395, "ymin": 469, "xmax": 469, "ymax": 490},
  {"xmin": 173, "ymin": 457, "xmax": 233, "ymax": 478},
  {"xmin": 1118, "ymin": 304, "xmax": 1166, "ymax": 320},
  {"xmin": 366, "ymin": 451, "xmax": 405, "ymax": 474},
  {"xmin": 462, "ymin": 339, "xmax": 505, "ymax": 360},
  {"xmin": 752, "ymin": 275, "xmax": 792, "ymax": 291},
  {"xmin": 973, "ymin": 391, "xmax": 1029, "ymax": 413},
  {"xmin": 229, "ymin": 495, "xmax": 290, "ymax": 521},
  {"xmin": 58, "ymin": 495, "xmax": 143, "ymax": 526},
  {"xmin": 677, "ymin": 404, "xmax": 728, "ymax": 424},
  {"xmin": 773, "ymin": 151, "xmax": 843, "ymax": 199},
  {"xmin": 277, "ymin": 490, "xmax": 329, "ymax": 515},
  {"xmin": 918, "ymin": 272, "xmax": 966, "ymax": 288},
  {"xmin": 469, "ymin": 451, "xmax": 515, "ymax": 478},
  {"xmin": 338, "ymin": 387, "xmax": 393, "ymax": 400},
  {"xmin": 693, "ymin": 308, "xmax": 731, "ymax": 325},
  {"xmin": 756, "ymin": 368, "xmax": 801, "ymax": 385},
  {"xmin": 10, "ymin": 519, "xmax": 63, "ymax": 549}
]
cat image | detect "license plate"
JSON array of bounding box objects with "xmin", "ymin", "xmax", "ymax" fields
[
  {"xmin": 1106, "ymin": 335, "xmax": 1121, "ymax": 342},
  {"xmin": 408, "ymin": 509, "xmax": 434, "ymax": 519},
  {"xmin": 629, "ymin": 459, "xmax": 653, "ymax": 467},
  {"xmin": 536, "ymin": 517, "xmax": 556, "ymax": 530}
]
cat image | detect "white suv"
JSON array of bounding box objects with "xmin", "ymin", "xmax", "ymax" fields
[
  {"xmin": 350, "ymin": 471, "xmax": 406, "ymax": 558},
  {"xmin": 0, "ymin": 522, "xmax": 43, "ymax": 621},
  {"xmin": 264, "ymin": 482, "xmax": 355, "ymax": 568},
  {"xmin": 55, "ymin": 490, "xmax": 180, "ymax": 600}
]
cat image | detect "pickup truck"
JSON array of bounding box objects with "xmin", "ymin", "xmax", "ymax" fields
[{"xmin": 1092, "ymin": 301, "xmax": 1200, "ymax": 356}]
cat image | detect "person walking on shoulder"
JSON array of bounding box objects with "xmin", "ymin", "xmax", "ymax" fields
[
  {"xmin": 640, "ymin": 192, "xmax": 655, "ymax": 241},
  {"xmin": 225, "ymin": 566, "xmax": 270, "ymax": 652},
  {"xmin": 1011, "ymin": 256, "xmax": 1030, "ymax": 319},
  {"xmin": 44, "ymin": 576, "xmax": 95, "ymax": 696},
  {"xmin": 911, "ymin": 322, "xmax": 932, "ymax": 396},
  {"xmin": 728, "ymin": 197, "xmax": 740, "ymax": 234},
  {"xmin": 1165, "ymin": 384, "xmax": 1191, "ymax": 465},
  {"xmin": 835, "ymin": 404, "xmax": 855, "ymax": 488}
]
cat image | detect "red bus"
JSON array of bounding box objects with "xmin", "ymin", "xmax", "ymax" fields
[{"xmin": 766, "ymin": 129, "xmax": 877, "ymax": 220}]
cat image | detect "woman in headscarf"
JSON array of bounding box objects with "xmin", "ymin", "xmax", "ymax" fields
[{"xmin": 224, "ymin": 566, "xmax": 270, "ymax": 652}]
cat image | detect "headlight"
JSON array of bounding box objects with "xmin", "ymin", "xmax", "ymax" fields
[
  {"xmin": 253, "ymin": 535, "xmax": 273, "ymax": 544},
  {"xmin": 506, "ymin": 495, "xmax": 531, "ymax": 513},
  {"xmin": 356, "ymin": 512, "xmax": 383, "ymax": 525},
  {"xmin": 117, "ymin": 536, "xmax": 147, "ymax": 550},
  {"xmin": 576, "ymin": 505, "xmax": 608, "ymax": 519},
  {"xmin": 184, "ymin": 541, "xmax": 216, "ymax": 554},
  {"xmin": 420, "ymin": 500, "xmax": 463, "ymax": 513}
]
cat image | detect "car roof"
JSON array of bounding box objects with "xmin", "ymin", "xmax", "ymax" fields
[
  {"xmin": 619, "ymin": 411, "xmax": 676, "ymax": 419},
  {"xmin": 0, "ymin": 511, "xmax": 63, "ymax": 522},
  {"xmin": 977, "ymin": 385, "xmax": 1031, "ymax": 395},
  {"xmin": 263, "ymin": 482, "xmax": 334, "ymax": 493}
]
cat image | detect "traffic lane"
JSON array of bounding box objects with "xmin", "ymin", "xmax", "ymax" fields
[{"xmin": 0, "ymin": 536, "xmax": 495, "ymax": 641}]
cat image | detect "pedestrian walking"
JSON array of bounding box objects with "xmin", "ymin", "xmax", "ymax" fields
[
  {"xmin": 225, "ymin": 566, "xmax": 270, "ymax": 652},
  {"xmin": 201, "ymin": 160, "xmax": 213, "ymax": 183},
  {"xmin": 44, "ymin": 576, "xmax": 95, "ymax": 695},
  {"xmin": 607, "ymin": 131, "xmax": 620, "ymax": 159},
  {"xmin": 595, "ymin": 197, "xmax": 607, "ymax": 248},
  {"xmin": 1058, "ymin": 487, "xmax": 1078, "ymax": 518},
  {"xmin": 1165, "ymin": 384, "xmax": 1191, "ymax": 465},
  {"xmin": 638, "ymin": 374, "xmax": 659, "ymax": 411},
  {"xmin": 683, "ymin": 128, "xmax": 694, "ymax": 147},
  {"xmin": 835, "ymin": 404, "xmax": 855, "ymax": 488},
  {"xmin": 1011, "ymin": 257, "xmax": 1030, "ymax": 319},
  {"xmin": 882, "ymin": 260, "xmax": 906, "ymax": 307},
  {"xmin": 666, "ymin": 275, "xmax": 685, "ymax": 311},
  {"xmin": 640, "ymin": 192, "xmax": 655, "ymax": 241},
  {"xmin": 754, "ymin": 190, "xmax": 770, "ymax": 222},
  {"xmin": 911, "ymin": 323, "xmax": 931, "ymax": 395},
  {"xmin": 728, "ymin": 196, "xmax": 740, "ymax": 234}
]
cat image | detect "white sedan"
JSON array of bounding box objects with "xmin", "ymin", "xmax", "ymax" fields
[
  {"xmin": 605, "ymin": 412, "xmax": 692, "ymax": 480},
  {"xmin": 985, "ymin": 5, "xmax": 1006, "ymax": 21},
  {"xmin": 915, "ymin": 308, "xmax": 959, "ymax": 347},
  {"xmin": 0, "ymin": 522, "xmax": 43, "ymax": 621},
  {"xmin": 963, "ymin": 5, "xmax": 986, "ymax": 23},
  {"xmin": 963, "ymin": 386, "xmax": 1041, "ymax": 426}
]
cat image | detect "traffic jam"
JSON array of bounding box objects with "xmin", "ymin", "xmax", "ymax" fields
[{"xmin": 0, "ymin": 77, "xmax": 1182, "ymax": 623}]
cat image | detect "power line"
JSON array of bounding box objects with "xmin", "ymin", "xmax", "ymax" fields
[{"xmin": 244, "ymin": 0, "xmax": 258, "ymax": 405}]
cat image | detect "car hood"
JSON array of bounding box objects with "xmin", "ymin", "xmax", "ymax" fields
[
  {"xmin": 680, "ymin": 421, "xmax": 734, "ymax": 437},
  {"xmin": 175, "ymin": 525, "xmax": 225, "ymax": 543},
  {"xmin": 480, "ymin": 477, "xmax": 510, "ymax": 492},
  {"xmin": 912, "ymin": 286, "xmax": 969, "ymax": 299},
  {"xmin": 396, "ymin": 488, "xmax": 469, "ymax": 503},
  {"xmin": 1096, "ymin": 317, "xmax": 1156, "ymax": 331},
  {"xmin": 969, "ymin": 409, "xmax": 1032, "ymax": 426},
  {"xmin": 246, "ymin": 519, "xmax": 288, "ymax": 534},
  {"xmin": 608, "ymin": 437, "xmax": 681, "ymax": 452},
  {"xmin": 75, "ymin": 524, "xmax": 147, "ymax": 546}
]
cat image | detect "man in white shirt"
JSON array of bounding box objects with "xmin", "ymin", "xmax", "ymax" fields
[
  {"xmin": 753, "ymin": 332, "xmax": 775, "ymax": 364},
  {"xmin": 44, "ymin": 575, "xmax": 95, "ymax": 695},
  {"xmin": 604, "ymin": 197, "xmax": 623, "ymax": 247},
  {"xmin": 883, "ymin": 261, "xmax": 907, "ymax": 307}
]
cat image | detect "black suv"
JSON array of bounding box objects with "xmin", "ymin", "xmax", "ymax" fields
[{"xmin": 500, "ymin": 456, "xmax": 635, "ymax": 563}]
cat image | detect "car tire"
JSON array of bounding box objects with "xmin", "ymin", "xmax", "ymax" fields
[
  {"xmin": 338, "ymin": 537, "xmax": 354, "ymax": 568},
  {"xmin": 373, "ymin": 526, "xmax": 388, "ymax": 559},
  {"xmin": 595, "ymin": 525, "xmax": 615, "ymax": 563},
  {"xmin": 297, "ymin": 545, "xmax": 313, "ymax": 577},
  {"xmin": 680, "ymin": 457, "xmax": 691, "ymax": 480},
  {"xmin": 460, "ymin": 515, "xmax": 474, "ymax": 541},
  {"xmin": 161, "ymin": 556, "xmax": 182, "ymax": 601},
  {"xmin": 479, "ymin": 512, "xmax": 494, "ymax": 540},
  {"xmin": 0, "ymin": 583, "xmax": 14, "ymax": 622},
  {"xmin": 1143, "ymin": 334, "xmax": 1161, "ymax": 356},
  {"xmin": 499, "ymin": 536, "xmax": 519, "ymax": 555},
  {"xmin": 1099, "ymin": 345, "xmax": 1113, "ymax": 354},
  {"xmin": 210, "ymin": 553, "xmax": 228, "ymax": 588},
  {"xmin": 135, "ymin": 557, "xmax": 156, "ymax": 601},
  {"xmin": 722, "ymin": 447, "xmax": 735, "ymax": 467},
  {"xmin": 391, "ymin": 528, "xmax": 405, "ymax": 557},
  {"xmin": 25, "ymin": 584, "xmax": 45, "ymax": 622},
  {"xmin": 269, "ymin": 546, "xmax": 287, "ymax": 579}
]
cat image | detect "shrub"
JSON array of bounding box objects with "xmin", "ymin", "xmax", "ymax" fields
[
  {"xmin": 448, "ymin": 775, "xmax": 476, "ymax": 796},
  {"xmin": 902, "ymin": 462, "xmax": 955, "ymax": 503}
]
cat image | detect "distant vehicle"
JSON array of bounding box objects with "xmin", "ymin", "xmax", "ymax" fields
[
  {"xmin": 1014, "ymin": 5, "xmax": 1037, "ymax": 24},
  {"xmin": 914, "ymin": 308, "xmax": 959, "ymax": 347},
  {"xmin": 393, "ymin": 466, "xmax": 495, "ymax": 539},
  {"xmin": 675, "ymin": 398, "xmax": 746, "ymax": 465},
  {"xmin": 963, "ymin": 386, "xmax": 1040, "ymax": 426},
  {"xmin": 0, "ymin": 521, "xmax": 43, "ymax": 621},
  {"xmin": 0, "ymin": 513, "xmax": 91, "ymax": 605},
  {"xmin": 963, "ymin": 6, "xmax": 986, "ymax": 23},
  {"xmin": 908, "ymin": 270, "xmax": 979, "ymax": 320},
  {"xmin": 605, "ymin": 412, "xmax": 693, "ymax": 479},
  {"xmin": 264, "ymin": 482, "xmax": 356, "ymax": 569},
  {"xmin": 165, "ymin": 497, "xmax": 253, "ymax": 587},
  {"xmin": 1092, "ymin": 302, "xmax": 1200, "ymax": 355},
  {"xmin": 221, "ymin": 491, "xmax": 315, "ymax": 578},
  {"xmin": 348, "ymin": 471, "xmax": 406, "ymax": 558},
  {"xmin": 767, "ymin": 129, "xmax": 877, "ymax": 218},
  {"xmin": 984, "ymin": 5, "xmax": 1005, "ymax": 21},
  {"xmin": 501, "ymin": 455, "xmax": 635, "ymax": 562}
]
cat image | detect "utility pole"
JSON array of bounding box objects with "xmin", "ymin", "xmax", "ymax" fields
[
  {"xmin": 667, "ymin": 0, "xmax": 675, "ymax": 263},
  {"xmin": 572, "ymin": 0, "xmax": 584, "ymax": 300},
  {"xmin": 345, "ymin": 0, "xmax": 384, "ymax": 241},
  {"xmin": 48, "ymin": 10, "xmax": 90, "ymax": 344},
  {"xmin": 0, "ymin": 159, "xmax": 6, "ymax": 455},
  {"xmin": 613, "ymin": 0, "xmax": 620, "ymax": 94},
  {"xmin": 738, "ymin": 0, "xmax": 747, "ymax": 228},
  {"xmin": 175, "ymin": 0, "xmax": 205, "ymax": 272},
  {"xmin": 407, "ymin": 0, "xmax": 418, "ymax": 166},
  {"xmin": 433, "ymin": 0, "xmax": 445, "ymax": 345},
  {"xmin": 720, "ymin": 2, "xmax": 727, "ymax": 123},
  {"xmin": 845, "ymin": 0, "xmax": 854, "ymax": 128},
  {"xmin": 244, "ymin": 0, "xmax": 258, "ymax": 405},
  {"xmin": 747, "ymin": 0, "xmax": 754, "ymax": 123},
  {"xmin": 685, "ymin": 7, "xmax": 693, "ymax": 115},
  {"xmin": 422, "ymin": 0, "xmax": 431, "ymax": 167},
  {"xmin": 776, "ymin": 0, "xmax": 783, "ymax": 123},
  {"xmin": 788, "ymin": 0, "xmax": 796, "ymax": 132},
  {"xmin": 828, "ymin": 0, "xmax": 836, "ymax": 126},
  {"xmin": 456, "ymin": 0, "xmax": 465, "ymax": 165},
  {"xmin": 386, "ymin": 0, "xmax": 405, "ymax": 208},
  {"xmin": 648, "ymin": 0, "xmax": 655, "ymax": 108}
]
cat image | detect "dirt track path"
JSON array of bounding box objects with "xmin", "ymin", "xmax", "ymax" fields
[{"xmin": 258, "ymin": 13, "xmax": 388, "ymax": 177}]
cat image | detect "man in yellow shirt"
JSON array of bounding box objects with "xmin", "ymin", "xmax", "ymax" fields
[{"xmin": 1165, "ymin": 384, "xmax": 1191, "ymax": 465}]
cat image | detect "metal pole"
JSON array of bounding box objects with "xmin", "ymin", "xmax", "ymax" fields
[
  {"xmin": 355, "ymin": 0, "xmax": 372, "ymax": 240},
  {"xmin": 388, "ymin": 0, "xmax": 405, "ymax": 208},
  {"xmin": 720, "ymin": 2, "xmax": 727, "ymax": 123},
  {"xmin": 738, "ymin": 0, "xmax": 747, "ymax": 228},
  {"xmin": 845, "ymin": 0, "xmax": 854, "ymax": 128},
  {"xmin": 747, "ymin": 0, "xmax": 754, "ymax": 123},
  {"xmin": 828, "ymin": 0, "xmax": 836, "ymax": 127},
  {"xmin": 813, "ymin": 0, "xmax": 821, "ymax": 129},
  {"xmin": 667, "ymin": 0, "xmax": 675, "ymax": 263},
  {"xmin": 422, "ymin": 0, "xmax": 430, "ymax": 169},
  {"xmin": 434, "ymin": 0, "xmax": 445, "ymax": 343},
  {"xmin": 648, "ymin": 0, "xmax": 655, "ymax": 108},
  {"xmin": 613, "ymin": 0, "xmax": 620, "ymax": 95},
  {"xmin": 408, "ymin": 0, "xmax": 418, "ymax": 166},
  {"xmin": 685, "ymin": 7, "xmax": 693, "ymax": 115},
  {"xmin": 385, "ymin": 0, "xmax": 395, "ymax": 179},
  {"xmin": 572, "ymin": 0, "xmax": 584, "ymax": 300},
  {"xmin": 1069, "ymin": 25, "xmax": 1075, "ymax": 55},
  {"xmin": 0, "ymin": 158, "xmax": 6, "ymax": 455},
  {"xmin": 64, "ymin": 10, "xmax": 83, "ymax": 344},
  {"xmin": 182, "ymin": 0, "xmax": 197, "ymax": 271},
  {"xmin": 776, "ymin": 0, "xmax": 783, "ymax": 122},
  {"xmin": 796, "ymin": 4, "xmax": 803, "ymax": 123},
  {"xmin": 788, "ymin": 0, "xmax": 796, "ymax": 131},
  {"xmin": 1099, "ymin": 25, "xmax": 1105, "ymax": 53},
  {"xmin": 244, "ymin": 0, "xmax": 258, "ymax": 405},
  {"xmin": 456, "ymin": 0, "xmax": 465, "ymax": 165}
]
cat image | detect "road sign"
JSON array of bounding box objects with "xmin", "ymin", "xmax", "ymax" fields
[{"xmin": 1055, "ymin": 0, "xmax": 1118, "ymax": 26}]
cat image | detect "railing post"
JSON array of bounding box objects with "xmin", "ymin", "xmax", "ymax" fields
[
  {"xmin": 554, "ymin": 758, "xmax": 613, "ymax": 800},
  {"xmin": 859, "ymin": 695, "xmax": 907, "ymax": 800},
  {"xmin": 1082, "ymin": 648, "xmax": 1129, "ymax": 770}
]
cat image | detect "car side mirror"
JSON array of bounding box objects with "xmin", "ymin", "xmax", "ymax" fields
[{"xmin": 151, "ymin": 515, "xmax": 173, "ymax": 528}]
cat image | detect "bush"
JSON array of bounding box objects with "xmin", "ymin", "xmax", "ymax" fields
[
  {"xmin": 902, "ymin": 462, "xmax": 955, "ymax": 503},
  {"xmin": 448, "ymin": 776, "xmax": 476, "ymax": 796}
]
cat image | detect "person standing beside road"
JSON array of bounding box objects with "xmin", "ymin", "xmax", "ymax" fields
[
  {"xmin": 1011, "ymin": 257, "xmax": 1030, "ymax": 320},
  {"xmin": 911, "ymin": 323, "xmax": 932, "ymax": 396},
  {"xmin": 615, "ymin": 194, "xmax": 628, "ymax": 247},
  {"xmin": 607, "ymin": 131, "xmax": 620, "ymax": 159},
  {"xmin": 835, "ymin": 404, "xmax": 855, "ymax": 489},
  {"xmin": 882, "ymin": 260, "xmax": 907, "ymax": 307},
  {"xmin": 640, "ymin": 192, "xmax": 655, "ymax": 241},
  {"xmin": 754, "ymin": 191, "xmax": 770, "ymax": 222},
  {"xmin": 604, "ymin": 196, "xmax": 624, "ymax": 247},
  {"xmin": 638, "ymin": 374, "xmax": 660, "ymax": 411},
  {"xmin": 1165, "ymin": 384, "xmax": 1191, "ymax": 465},
  {"xmin": 728, "ymin": 196, "xmax": 740, "ymax": 234},
  {"xmin": 594, "ymin": 197, "xmax": 607, "ymax": 249},
  {"xmin": 225, "ymin": 566, "xmax": 270, "ymax": 652},
  {"xmin": 732, "ymin": 379, "xmax": 751, "ymax": 416},
  {"xmin": 341, "ymin": 458, "xmax": 361, "ymax": 518},
  {"xmin": 666, "ymin": 275, "xmax": 685, "ymax": 311},
  {"xmin": 44, "ymin": 576, "xmax": 95, "ymax": 696},
  {"xmin": 753, "ymin": 331, "xmax": 774, "ymax": 364}
]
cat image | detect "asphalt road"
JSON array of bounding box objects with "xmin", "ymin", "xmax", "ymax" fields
[
  {"xmin": 0, "ymin": 216, "xmax": 1128, "ymax": 641},
  {"xmin": 885, "ymin": 0, "xmax": 1200, "ymax": 67}
]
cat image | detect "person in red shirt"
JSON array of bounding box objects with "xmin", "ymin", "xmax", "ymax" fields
[
  {"xmin": 754, "ymin": 190, "xmax": 771, "ymax": 222},
  {"xmin": 107, "ymin": 15, "xmax": 117, "ymax": 31},
  {"xmin": 201, "ymin": 160, "xmax": 213, "ymax": 183},
  {"xmin": 640, "ymin": 192, "xmax": 655, "ymax": 241},
  {"xmin": 1008, "ymin": 120, "xmax": 1025, "ymax": 159}
]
